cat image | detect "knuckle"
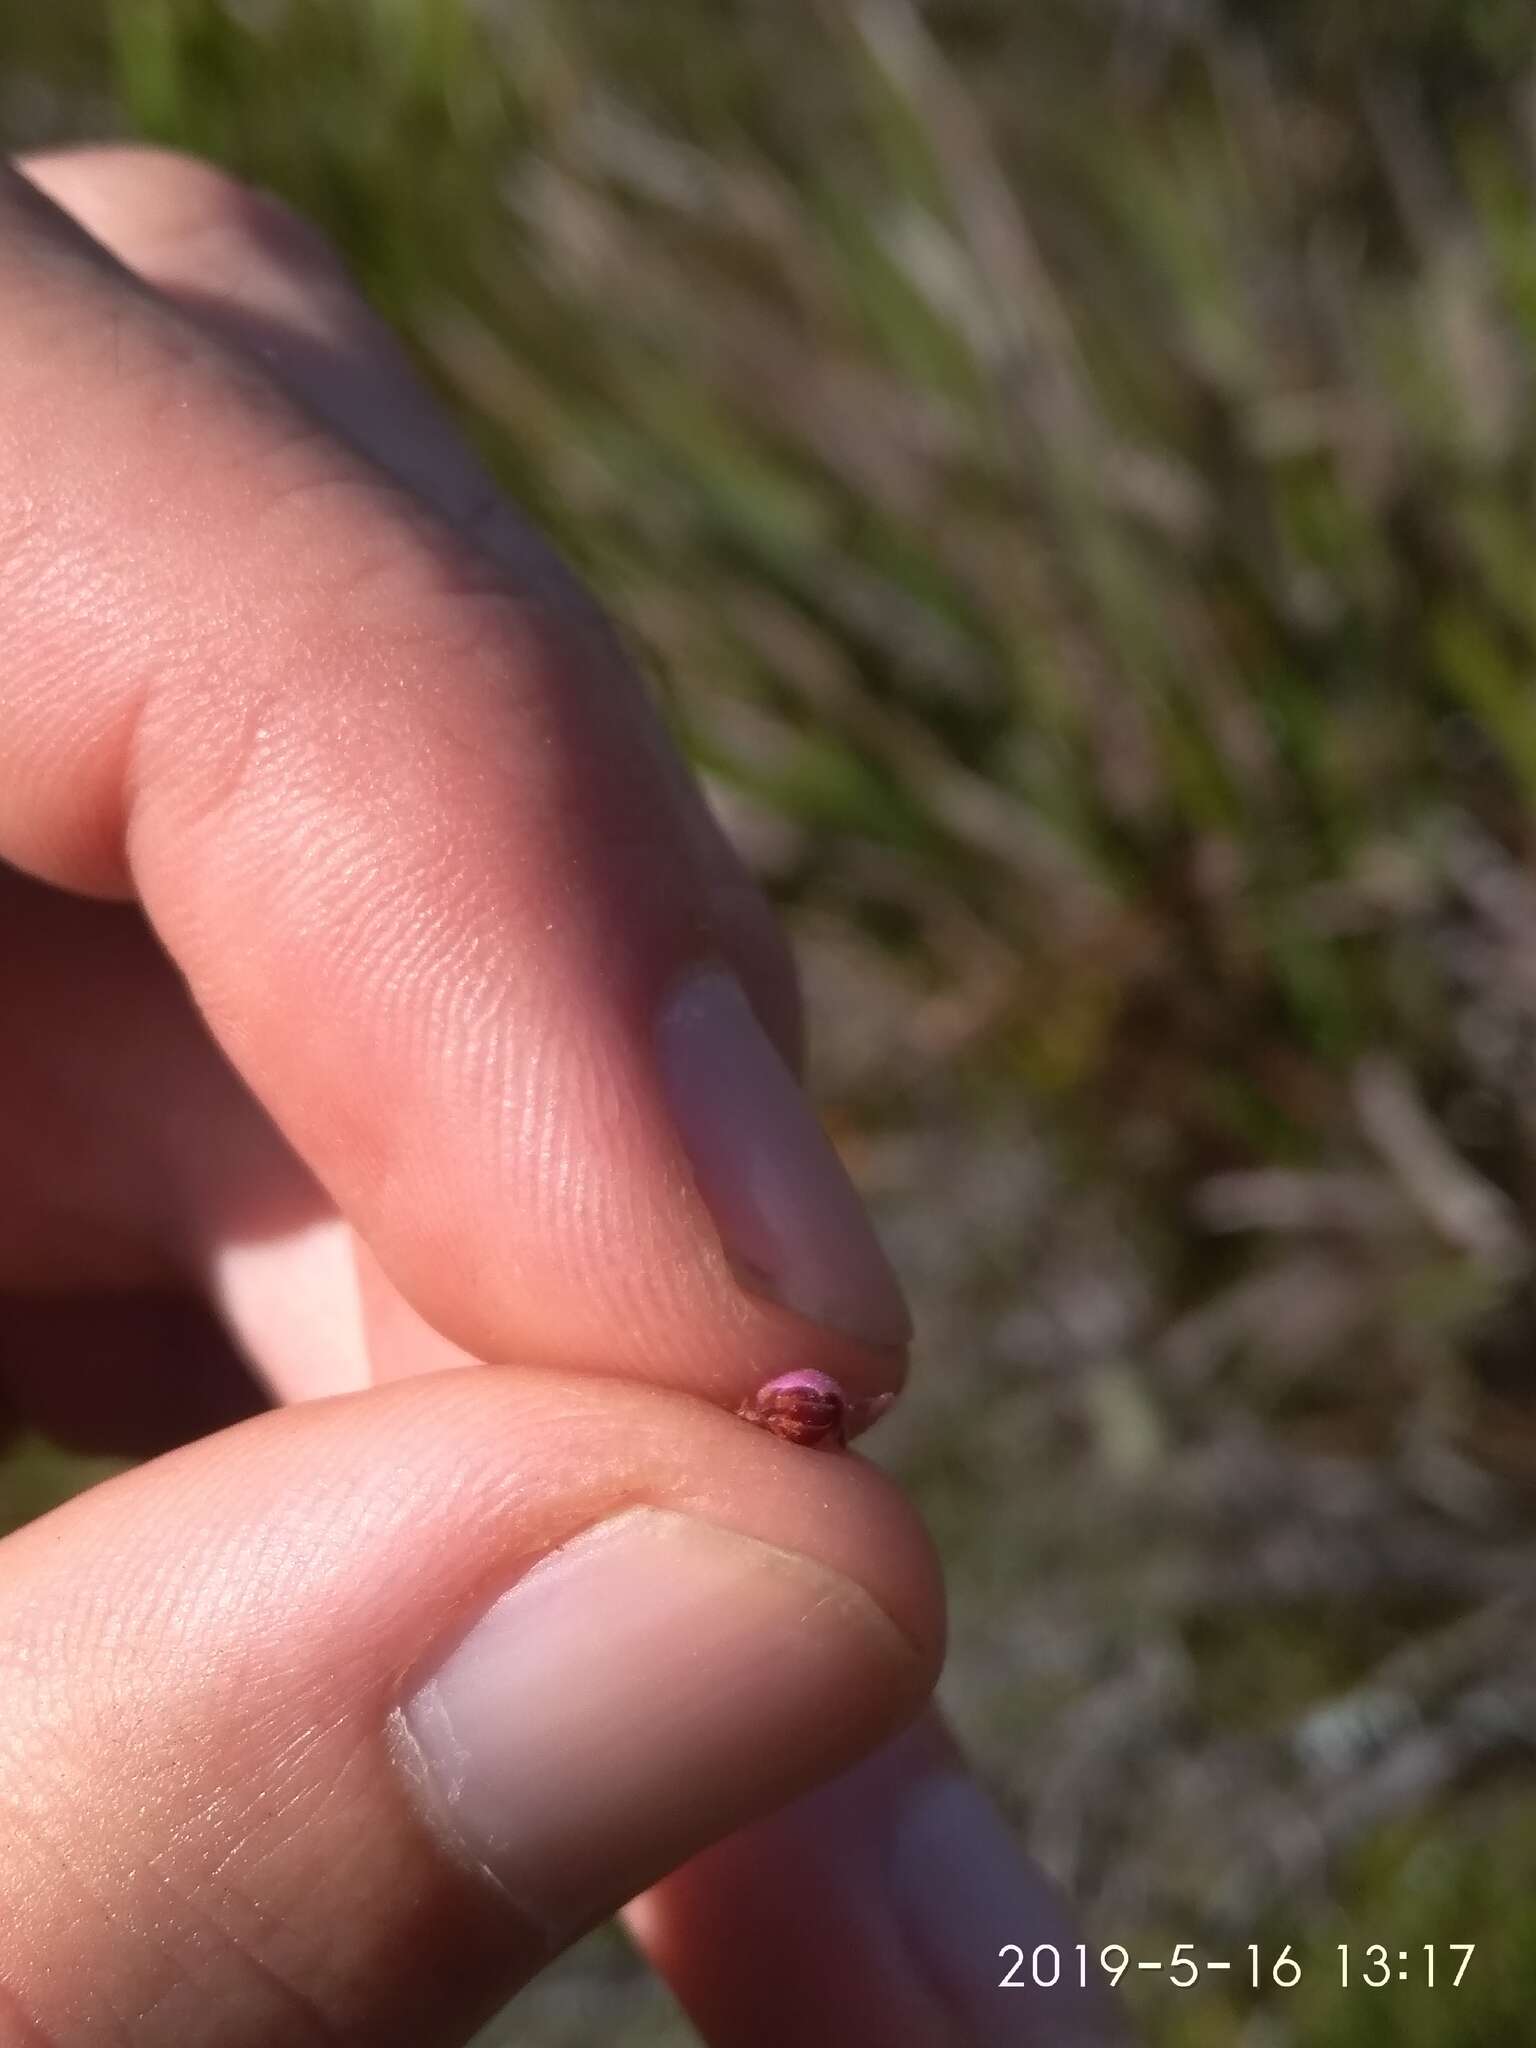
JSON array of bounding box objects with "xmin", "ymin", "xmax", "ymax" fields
[{"xmin": 129, "ymin": 465, "xmax": 513, "ymax": 860}]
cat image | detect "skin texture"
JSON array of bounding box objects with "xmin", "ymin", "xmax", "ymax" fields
[
  {"xmin": 0, "ymin": 147, "xmax": 1126, "ymax": 2047},
  {"xmin": 0, "ymin": 149, "xmax": 886, "ymax": 1405}
]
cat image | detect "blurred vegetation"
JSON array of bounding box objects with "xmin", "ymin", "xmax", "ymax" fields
[{"xmin": 7, "ymin": 0, "xmax": 1536, "ymax": 2040}]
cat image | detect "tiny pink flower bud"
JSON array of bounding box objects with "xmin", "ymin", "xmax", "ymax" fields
[{"xmin": 737, "ymin": 1369, "xmax": 851, "ymax": 1450}]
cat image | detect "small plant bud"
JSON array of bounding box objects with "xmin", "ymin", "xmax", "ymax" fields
[{"xmin": 737, "ymin": 1369, "xmax": 852, "ymax": 1449}]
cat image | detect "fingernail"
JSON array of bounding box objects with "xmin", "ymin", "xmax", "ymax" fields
[
  {"xmin": 393, "ymin": 1507, "xmax": 923, "ymax": 1938},
  {"xmin": 655, "ymin": 965, "xmax": 911, "ymax": 1348}
]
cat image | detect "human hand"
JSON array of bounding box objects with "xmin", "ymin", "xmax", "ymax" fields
[{"xmin": 0, "ymin": 148, "xmax": 1125, "ymax": 2045}]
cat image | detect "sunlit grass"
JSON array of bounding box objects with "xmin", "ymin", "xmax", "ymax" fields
[{"xmin": 7, "ymin": 4, "xmax": 1536, "ymax": 2041}]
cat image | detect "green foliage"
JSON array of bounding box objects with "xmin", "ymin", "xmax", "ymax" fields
[
  {"xmin": 0, "ymin": 1435, "xmax": 125, "ymax": 1538},
  {"xmin": 7, "ymin": 4, "xmax": 1536, "ymax": 2042}
]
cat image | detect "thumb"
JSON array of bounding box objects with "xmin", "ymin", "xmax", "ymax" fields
[{"xmin": 0, "ymin": 1371, "xmax": 940, "ymax": 2047}]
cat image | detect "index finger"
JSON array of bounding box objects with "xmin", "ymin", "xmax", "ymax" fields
[{"xmin": 0, "ymin": 161, "xmax": 909, "ymax": 1404}]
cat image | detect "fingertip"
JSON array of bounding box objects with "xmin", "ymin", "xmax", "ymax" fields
[
  {"xmin": 630, "ymin": 1711, "xmax": 1130, "ymax": 2048},
  {"xmin": 0, "ymin": 1365, "xmax": 944, "ymax": 2040}
]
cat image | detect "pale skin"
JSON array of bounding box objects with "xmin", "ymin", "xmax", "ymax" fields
[{"xmin": 0, "ymin": 148, "xmax": 1126, "ymax": 2046}]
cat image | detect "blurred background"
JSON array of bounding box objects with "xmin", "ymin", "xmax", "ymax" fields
[{"xmin": 6, "ymin": 1, "xmax": 1536, "ymax": 2040}]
